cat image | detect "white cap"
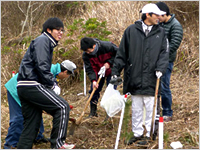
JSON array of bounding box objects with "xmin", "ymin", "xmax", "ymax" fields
[
  {"xmin": 141, "ymin": 3, "xmax": 166, "ymax": 15},
  {"xmin": 61, "ymin": 60, "xmax": 76, "ymax": 75}
]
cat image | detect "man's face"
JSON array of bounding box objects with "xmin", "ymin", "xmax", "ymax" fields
[
  {"xmin": 47, "ymin": 27, "xmax": 64, "ymax": 41},
  {"xmin": 57, "ymin": 70, "xmax": 70, "ymax": 79},
  {"xmin": 158, "ymin": 14, "xmax": 167, "ymax": 23},
  {"xmin": 85, "ymin": 44, "xmax": 96, "ymax": 54},
  {"xmin": 148, "ymin": 13, "xmax": 160, "ymax": 25}
]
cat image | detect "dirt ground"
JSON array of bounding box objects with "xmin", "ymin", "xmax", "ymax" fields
[{"xmin": 1, "ymin": 72, "xmax": 199, "ymax": 149}]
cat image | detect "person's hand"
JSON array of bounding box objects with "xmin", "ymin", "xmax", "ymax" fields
[
  {"xmin": 98, "ymin": 66, "xmax": 106, "ymax": 77},
  {"xmin": 156, "ymin": 71, "xmax": 162, "ymax": 79},
  {"xmin": 110, "ymin": 75, "xmax": 122, "ymax": 85},
  {"xmin": 53, "ymin": 85, "xmax": 61, "ymax": 95},
  {"xmin": 104, "ymin": 62, "xmax": 110, "ymax": 70},
  {"xmin": 93, "ymin": 81, "xmax": 99, "ymax": 89}
]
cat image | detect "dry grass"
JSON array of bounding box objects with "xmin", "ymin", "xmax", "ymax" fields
[
  {"xmin": 77, "ymin": 1, "xmax": 147, "ymax": 43},
  {"xmin": 1, "ymin": 72, "xmax": 198, "ymax": 149}
]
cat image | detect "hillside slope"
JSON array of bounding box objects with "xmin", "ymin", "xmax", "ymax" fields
[{"xmin": 1, "ymin": 70, "xmax": 199, "ymax": 149}]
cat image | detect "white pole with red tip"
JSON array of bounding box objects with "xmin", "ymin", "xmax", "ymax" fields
[
  {"xmin": 115, "ymin": 93, "xmax": 130, "ymax": 149},
  {"xmin": 159, "ymin": 116, "xmax": 163, "ymax": 149},
  {"xmin": 12, "ymin": 71, "xmax": 15, "ymax": 77},
  {"xmin": 159, "ymin": 96, "xmax": 164, "ymax": 149},
  {"xmin": 83, "ymin": 64, "xmax": 86, "ymax": 96}
]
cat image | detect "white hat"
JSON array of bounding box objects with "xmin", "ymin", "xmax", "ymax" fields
[
  {"xmin": 141, "ymin": 3, "xmax": 166, "ymax": 15},
  {"xmin": 61, "ymin": 60, "xmax": 76, "ymax": 75}
]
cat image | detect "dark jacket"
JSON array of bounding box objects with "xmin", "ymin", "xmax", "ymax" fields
[
  {"xmin": 112, "ymin": 20, "xmax": 169, "ymax": 96},
  {"xmin": 17, "ymin": 32, "xmax": 58, "ymax": 88},
  {"xmin": 82, "ymin": 39, "xmax": 118, "ymax": 82},
  {"xmin": 160, "ymin": 14, "xmax": 183, "ymax": 62}
]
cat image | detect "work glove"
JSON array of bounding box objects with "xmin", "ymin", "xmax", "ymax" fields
[
  {"xmin": 110, "ymin": 75, "xmax": 123, "ymax": 85},
  {"xmin": 98, "ymin": 66, "xmax": 106, "ymax": 77},
  {"xmin": 53, "ymin": 85, "xmax": 61, "ymax": 95},
  {"xmin": 156, "ymin": 71, "xmax": 163, "ymax": 79}
]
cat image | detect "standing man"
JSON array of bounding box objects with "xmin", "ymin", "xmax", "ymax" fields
[
  {"xmin": 111, "ymin": 3, "xmax": 169, "ymax": 145},
  {"xmin": 156, "ymin": 1, "xmax": 183, "ymax": 122},
  {"xmin": 17, "ymin": 17, "xmax": 76, "ymax": 149},
  {"xmin": 80, "ymin": 37, "xmax": 118, "ymax": 118},
  {"xmin": 4, "ymin": 60, "xmax": 76, "ymax": 149}
]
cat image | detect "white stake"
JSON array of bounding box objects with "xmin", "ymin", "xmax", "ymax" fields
[
  {"xmin": 12, "ymin": 71, "xmax": 15, "ymax": 77},
  {"xmin": 115, "ymin": 94, "xmax": 129, "ymax": 149},
  {"xmin": 159, "ymin": 116, "xmax": 163, "ymax": 149},
  {"xmin": 83, "ymin": 63, "xmax": 86, "ymax": 96}
]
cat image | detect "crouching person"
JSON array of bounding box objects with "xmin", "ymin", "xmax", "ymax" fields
[{"xmin": 80, "ymin": 37, "xmax": 118, "ymax": 118}]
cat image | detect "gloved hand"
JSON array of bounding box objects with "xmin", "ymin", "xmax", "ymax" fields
[
  {"xmin": 98, "ymin": 66, "xmax": 106, "ymax": 77},
  {"xmin": 53, "ymin": 85, "xmax": 61, "ymax": 95},
  {"xmin": 110, "ymin": 75, "xmax": 122, "ymax": 85},
  {"xmin": 156, "ymin": 71, "xmax": 162, "ymax": 79}
]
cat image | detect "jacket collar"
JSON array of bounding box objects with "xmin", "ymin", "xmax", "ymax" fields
[
  {"xmin": 142, "ymin": 21, "xmax": 153, "ymax": 32},
  {"xmin": 93, "ymin": 38, "xmax": 101, "ymax": 48},
  {"xmin": 135, "ymin": 20, "xmax": 160, "ymax": 35},
  {"xmin": 43, "ymin": 32, "xmax": 58, "ymax": 48},
  {"xmin": 165, "ymin": 14, "xmax": 175, "ymax": 24}
]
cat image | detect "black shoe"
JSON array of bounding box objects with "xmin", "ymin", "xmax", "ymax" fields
[
  {"xmin": 34, "ymin": 136, "xmax": 50, "ymax": 144},
  {"xmin": 88, "ymin": 104, "xmax": 98, "ymax": 118},
  {"xmin": 4, "ymin": 144, "xmax": 17, "ymax": 149},
  {"xmin": 136, "ymin": 136, "xmax": 150, "ymax": 145},
  {"xmin": 88, "ymin": 112, "xmax": 98, "ymax": 117},
  {"xmin": 125, "ymin": 135, "xmax": 143, "ymax": 145},
  {"xmin": 163, "ymin": 116, "xmax": 172, "ymax": 122}
]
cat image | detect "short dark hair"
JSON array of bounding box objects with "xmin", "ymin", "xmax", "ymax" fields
[
  {"xmin": 80, "ymin": 37, "xmax": 96, "ymax": 51},
  {"xmin": 156, "ymin": 2, "xmax": 170, "ymax": 16},
  {"xmin": 42, "ymin": 17, "xmax": 64, "ymax": 33},
  {"xmin": 141, "ymin": 13, "xmax": 153, "ymax": 21}
]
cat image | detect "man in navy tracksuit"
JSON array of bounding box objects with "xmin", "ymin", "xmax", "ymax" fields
[
  {"xmin": 80, "ymin": 37, "xmax": 118, "ymax": 117},
  {"xmin": 4, "ymin": 61, "xmax": 76, "ymax": 149},
  {"xmin": 17, "ymin": 17, "xmax": 75, "ymax": 149}
]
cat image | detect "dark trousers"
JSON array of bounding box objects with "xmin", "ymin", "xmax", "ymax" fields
[
  {"xmin": 89, "ymin": 75, "xmax": 117, "ymax": 105},
  {"xmin": 161, "ymin": 62, "xmax": 173, "ymax": 116},
  {"xmin": 17, "ymin": 85, "xmax": 70, "ymax": 149},
  {"xmin": 4, "ymin": 90, "xmax": 44, "ymax": 148}
]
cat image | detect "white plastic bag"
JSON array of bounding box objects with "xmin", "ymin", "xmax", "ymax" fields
[{"xmin": 100, "ymin": 84, "xmax": 124, "ymax": 117}]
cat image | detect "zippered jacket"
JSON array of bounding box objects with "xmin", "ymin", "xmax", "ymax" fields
[
  {"xmin": 82, "ymin": 39, "xmax": 118, "ymax": 82},
  {"xmin": 160, "ymin": 14, "xmax": 183, "ymax": 62},
  {"xmin": 17, "ymin": 32, "xmax": 58, "ymax": 88},
  {"xmin": 112, "ymin": 20, "xmax": 169, "ymax": 96}
]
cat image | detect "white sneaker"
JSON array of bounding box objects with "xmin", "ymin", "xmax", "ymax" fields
[{"xmin": 59, "ymin": 143, "xmax": 75, "ymax": 149}]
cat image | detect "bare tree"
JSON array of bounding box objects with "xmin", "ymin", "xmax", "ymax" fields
[{"xmin": 17, "ymin": 1, "xmax": 52, "ymax": 38}]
